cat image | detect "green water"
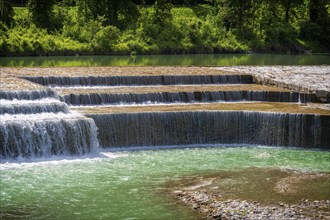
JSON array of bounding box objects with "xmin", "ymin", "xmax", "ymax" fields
[
  {"xmin": 1, "ymin": 146, "xmax": 330, "ymax": 219},
  {"xmin": 1, "ymin": 54, "xmax": 329, "ymax": 67}
]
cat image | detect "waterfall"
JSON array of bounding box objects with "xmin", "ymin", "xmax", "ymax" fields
[
  {"xmin": 2, "ymin": 70, "xmax": 327, "ymax": 157},
  {"xmin": 88, "ymin": 111, "xmax": 328, "ymax": 149},
  {"xmin": 0, "ymin": 99, "xmax": 70, "ymax": 114},
  {"xmin": 62, "ymin": 91, "xmax": 313, "ymax": 105},
  {"xmin": 0, "ymin": 90, "xmax": 99, "ymax": 159},
  {"xmin": 21, "ymin": 75, "xmax": 254, "ymax": 86},
  {"xmin": 0, "ymin": 89, "xmax": 58, "ymax": 100},
  {"xmin": 0, "ymin": 113, "xmax": 98, "ymax": 159}
]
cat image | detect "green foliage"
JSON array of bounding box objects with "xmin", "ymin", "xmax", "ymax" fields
[
  {"xmin": 301, "ymin": 0, "xmax": 330, "ymax": 50},
  {"xmin": 92, "ymin": 25, "xmax": 121, "ymax": 52},
  {"xmin": 77, "ymin": 0, "xmax": 139, "ymax": 29},
  {"xmin": 0, "ymin": 0, "xmax": 14, "ymax": 26},
  {"xmin": 1, "ymin": 23, "xmax": 89, "ymax": 55},
  {"xmin": 153, "ymin": 0, "xmax": 173, "ymax": 25},
  {"xmin": 1, "ymin": 0, "xmax": 329, "ymax": 56},
  {"xmin": 13, "ymin": 7, "xmax": 30, "ymax": 28},
  {"xmin": 28, "ymin": 0, "xmax": 55, "ymax": 29},
  {"xmin": 265, "ymin": 23, "xmax": 300, "ymax": 52}
]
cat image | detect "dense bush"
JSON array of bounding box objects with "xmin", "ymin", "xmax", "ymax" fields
[
  {"xmin": 0, "ymin": 0, "xmax": 14, "ymax": 26},
  {"xmin": 28, "ymin": 0, "xmax": 55, "ymax": 29},
  {"xmin": 0, "ymin": 0, "xmax": 329, "ymax": 56}
]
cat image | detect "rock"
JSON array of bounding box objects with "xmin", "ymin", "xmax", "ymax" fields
[
  {"xmin": 192, "ymin": 204, "xmax": 199, "ymax": 209},
  {"xmin": 316, "ymin": 90, "xmax": 329, "ymax": 102},
  {"xmin": 174, "ymin": 189, "xmax": 330, "ymax": 220}
]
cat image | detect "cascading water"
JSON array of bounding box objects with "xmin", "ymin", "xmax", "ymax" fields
[
  {"xmin": 88, "ymin": 111, "xmax": 328, "ymax": 149},
  {"xmin": 1, "ymin": 67, "xmax": 329, "ymax": 220},
  {"xmin": 62, "ymin": 91, "xmax": 313, "ymax": 105},
  {"xmin": 0, "ymin": 113, "xmax": 98, "ymax": 159},
  {"xmin": 21, "ymin": 75, "xmax": 254, "ymax": 86},
  {"xmin": 2, "ymin": 69, "xmax": 328, "ymax": 161},
  {"xmin": 0, "ymin": 89, "xmax": 58, "ymax": 100},
  {"xmin": 0, "ymin": 90, "xmax": 99, "ymax": 159},
  {"xmin": 0, "ymin": 98, "xmax": 70, "ymax": 114}
]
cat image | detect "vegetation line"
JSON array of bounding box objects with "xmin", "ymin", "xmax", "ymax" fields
[{"xmin": 0, "ymin": 0, "xmax": 329, "ymax": 56}]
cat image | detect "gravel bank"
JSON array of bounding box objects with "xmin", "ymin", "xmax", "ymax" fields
[
  {"xmin": 213, "ymin": 66, "xmax": 330, "ymax": 102},
  {"xmin": 170, "ymin": 169, "xmax": 330, "ymax": 219},
  {"xmin": 175, "ymin": 191, "xmax": 330, "ymax": 220}
]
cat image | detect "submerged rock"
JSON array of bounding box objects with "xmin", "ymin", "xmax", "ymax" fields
[{"xmin": 169, "ymin": 168, "xmax": 330, "ymax": 219}]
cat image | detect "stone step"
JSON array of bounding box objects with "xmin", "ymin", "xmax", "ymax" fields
[
  {"xmin": 21, "ymin": 74, "xmax": 253, "ymax": 87},
  {"xmin": 57, "ymin": 84, "xmax": 290, "ymax": 94},
  {"xmin": 57, "ymin": 85, "xmax": 317, "ymax": 105},
  {"xmin": 72, "ymin": 102, "xmax": 330, "ymax": 116},
  {"xmin": 85, "ymin": 109, "xmax": 330, "ymax": 149}
]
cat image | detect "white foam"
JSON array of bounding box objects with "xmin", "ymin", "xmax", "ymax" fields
[
  {"xmin": 0, "ymin": 112, "xmax": 87, "ymax": 122},
  {"xmin": 0, "ymin": 98, "xmax": 61, "ymax": 105},
  {"xmin": 0, "ymin": 151, "xmax": 127, "ymax": 170}
]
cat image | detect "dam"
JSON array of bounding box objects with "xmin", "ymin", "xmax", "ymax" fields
[
  {"xmin": 1, "ymin": 66, "xmax": 329, "ymax": 159},
  {"xmin": 1, "ymin": 66, "xmax": 330, "ymax": 220}
]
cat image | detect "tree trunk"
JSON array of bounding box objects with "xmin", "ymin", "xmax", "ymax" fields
[
  {"xmin": 309, "ymin": 0, "xmax": 318, "ymax": 23},
  {"xmin": 284, "ymin": 0, "xmax": 291, "ymax": 23},
  {"xmin": 239, "ymin": 0, "xmax": 243, "ymax": 33}
]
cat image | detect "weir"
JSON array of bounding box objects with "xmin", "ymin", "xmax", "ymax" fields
[
  {"xmin": 0, "ymin": 90, "xmax": 99, "ymax": 159},
  {"xmin": 62, "ymin": 91, "xmax": 312, "ymax": 105},
  {"xmin": 0, "ymin": 113, "xmax": 98, "ymax": 159},
  {"xmin": 0, "ymin": 89, "xmax": 58, "ymax": 100},
  {"xmin": 88, "ymin": 111, "xmax": 329, "ymax": 149},
  {"xmin": 1, "ymin": 67, "xmax": 329, "ymax": 159},
  {"xmin": 0, "ymin": 99, "xmax": 70, "ymax": 114},
  {"xmin": 21, "ymin": 75, "xmax": 254, "ymax": 86}
]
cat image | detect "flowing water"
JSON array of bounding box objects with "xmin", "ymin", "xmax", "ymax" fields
[
  {"xmin": 1, "ymin": 54, "xmax": 329, "ymax": 67},
  {"xmin": 62, "ymin": 91, "xmax": 308, "ymax": 105},
  {"xmin": 21, "ymin": 75, "xmax": 253, "ymax": 86},
  {"xmin": 89, "ymin": 111, "xmax": 327, "ymax": 149},
  {"xmin": 1, "ymin": 59, "xmax": 329, "ymax": 219},
  {"xmin": 0, "ymin": 90, "xmax": 99, "ymax": 159},
  {"xmin": 1, "ymin": 147, "xmax": 329, "ymax": 220}
]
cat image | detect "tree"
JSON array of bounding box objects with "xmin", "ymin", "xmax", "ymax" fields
[
  {"xmin": 77, "ymin": 0, "xmax": 139, "ymax": 29},
  {"xmin": 213, "ymin": 0, "xmax": 254, "ymax": 36},
  {"xmin": 309, "ymin": 0, "xmax": 329, "ymax": 24},
  {"xmin": 152, "ymin": 0, "xmax": 172, "ymax": 25},
  {"xmin": 300, "ymin": 0, "xmax": 330, "ymax": 48},
  {"xmin": 28, "ymin": 0, "xmax": 55, "ymax": 28},
  {"xmin": 0, "ymin": 0, "xmax": 14, "ymax": 26},
  {"xmin": 279, "ymin": 0, "xmax": 304, "ymax": 23}
]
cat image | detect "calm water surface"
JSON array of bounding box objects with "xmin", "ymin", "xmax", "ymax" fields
[
  {"xmin": 1, "ymin": 146, "xmax": 329, "ymax": 219},
  {"xmin": 1, "ymin": 54, "xmax": 329, "ymax": 67}
]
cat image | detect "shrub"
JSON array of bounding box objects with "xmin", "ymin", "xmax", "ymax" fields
[{"xmin": 92, "ymin": 25, "xmax": 121, "ymax": 52}]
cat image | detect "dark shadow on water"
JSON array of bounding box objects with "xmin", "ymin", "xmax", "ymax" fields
[{"xmin": 1, "ymin": 54, "xmax": 330, "ymax": 67}]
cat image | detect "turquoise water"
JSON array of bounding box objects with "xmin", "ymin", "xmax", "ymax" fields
[
  {"xmin": 1, "ymin": 146, "xmax": 329, "ymax": 219},
  {"xmin": 1, "ymin": 54, "xmax": 329, "ymax": 67}
]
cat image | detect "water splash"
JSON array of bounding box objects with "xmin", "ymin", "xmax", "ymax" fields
[
  {"xmin": 89, "ymin": 111, "xmax": 327, "ymax": 149},
  {"xmin": 0, "ymin": 98, "xmax": 70, "ymax": 114},
  {"xmin": 0, "ymin": 89, "xmax": 58, "ymax": 100},
  {"xmin": 0, "ymin": 88, "xmax": 99, "ymax": 159},
  {"xmin": 0, "ymin": 113, "xmax": 99, "ymax": 159},
  {"xmin": 21, "ymin": 75, "xmax": 253, "ymax": 86},
  {"xmin": 62, "ymin": 91, "xmax": 309, "ymax": 105}
]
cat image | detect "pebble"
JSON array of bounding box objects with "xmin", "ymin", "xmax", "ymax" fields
[{"xmin": 176, "ymin": 190, "xmax": 330, "ymax": 219}]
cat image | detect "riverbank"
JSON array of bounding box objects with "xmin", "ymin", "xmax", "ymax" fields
[
  {"xmin": 213, "ymin": 66, "xmax": 330, "ymax": 103},
  {"xmin": 174, "ymin": 191, "xmax": 330, "ymax": 219},
  {"xmin": 166, "ymin": 168, "xmax": 330, "ymax": 219}
]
